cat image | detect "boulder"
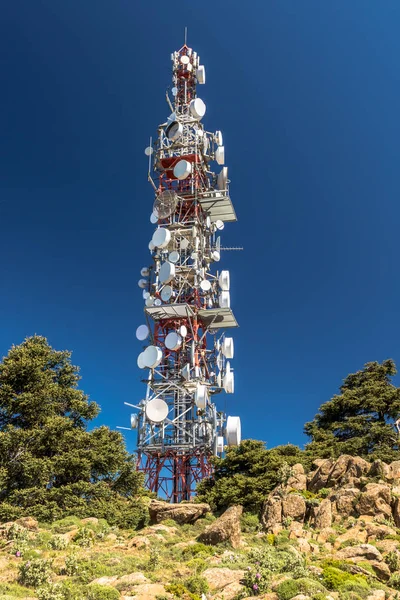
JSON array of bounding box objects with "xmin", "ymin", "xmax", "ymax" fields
[
  {"xmin": 368, "ymin": 460, "xmax": 390, "ymax": 480},
  {"xmin": 308, "ymin": 459, "xmax": 335, "ymax": 492},
  {"xmin": 15, "ymin": 517, "xmax": 39, "ymax": 531},
  {"xmin": 313, "ymin": 499, "xmax": 332, "ymax": 529},
  {"xmin": 330, "ymin": 487, "xmax": 359, "ymax": 519},
  {"xmin": 261, "ymin": 496, "xmax": 282, "ymax": 531},
  {"xmin": 365, "ymin": 523, "xmax": 396, "ymax": 540},
  {"xmin": 336, "ymin": 543, "xmax": 383, "ymax": 562},
  {"xmin": 81, "ymin": 517, "xmax": 99, "ymax": 526},
  {"xmin": 116, "ymin": 573, "xmax": 149, "ymax": 586},
  {"xmin": 366, "ymin": 592, "xmax": 385, "ymax": 600},
  {"xmin": 123, "ymin": 583, "xmax": 167, "ymax": 599},
  {"xmin": 202, "ymin": 567, "xmax": 244, "ymax": 590},
  {"xmin": 148, "ymin": 500, "xmax": 210, "ymax": 525},
  {"xmin": 212, "ymin": 581, "xmax": 245, "ymax": 600},
  {"xmin": 392, "ymin": 497, "xmax": 400, "ymax": 528},
  {"xmin": 198, "ymin": 506, "xmax": 243, "ymax": 549},
  {"xmin": 282, "ymin": 494, "xmax": 306, "ymax": 522},
  {"xmin": 368, "ymin": 560, "xmax": 391, "ymax": 581},
  {"xmin": 90, "ymin": 576, "xmax": 119, "ymax": 586},
  {"xmin": 334, "ymin": 527, "xmax": 367, "ymax": 549},
  {"xmin": 355, "ymin": 483, "xmax": 392, "ymax": 518},
  {"xmin": 285, "ymin": 464, "xmax": 307, "ymax": 492},
  {"xmin": 308, "ymin": 456, "xmax": 369, "ymax": 492},
  {"xmin": 388, "ymin": 461, "xmax": 400, "ymax": 481}
]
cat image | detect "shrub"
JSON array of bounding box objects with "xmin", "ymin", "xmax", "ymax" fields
[
  {"xmin": 389, "ymin": 572, "xmax": 400, "ymax": 590},
  {"xmin": 182, "ymin": 543, "xmax": 214, "ymax": 558},
  {"xmin": 62, "ymin": 554, "xmax": 80, "ymax": 576},
  {"xmin": 338, "ymin": 581, "xmax": 370, "ymax": 598},
  {"xmin": 385, "ymin": 550, "xmax": 400, "ymax": 572},
  {"xmin": 147, "ymin": 547, "xmax": 161, "ymax": 570},
  {"xmin": 276, "ymin": 578, "xmax": 326, "ymax": 600},
  {"xmin": 18, "ymin": 558, "xmax": 53, "ymax": 587},
  {"xmin": 338, "ymin": 539, "xmax": 359, "ymax": 549},
  {"xmin": 241, "ymin": 513, "xmax": 261, "ymax": 533},
  {"xmin": 73, "ymin": 527, "xmax": 95, "ymax": 547},
  {"xmin": 86, "ymin": 584, "xmax": 120, "ymax": 600},
  {"xmin": 36, "ymin": 584, "xmax": 65, "ymax": 600},
  {"xmin": 48, "ymin": 535, "xmax": 68, "ymax": 550},
  {"xmin": 322, "ymin": 566, "xmax": 368, "ymax": 592},
  {"xmin": 319, "ymin": 488, "xmax": 330, "ymax": 498},
  {"xmin": 184, "ymin": 575, "xmax": 209, "ymax": 595}
]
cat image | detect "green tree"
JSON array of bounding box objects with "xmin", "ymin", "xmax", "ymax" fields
[
  {"xmin": 304, "ymin": 359, "xmax": 400, "ymax": 462},
  {"xmin": 196, "ymin": 439, "xmax": 310, "ymax": 513},
  {"xmin": 0, "ymin": 335, "xmax": 148, "ymax": 527}
]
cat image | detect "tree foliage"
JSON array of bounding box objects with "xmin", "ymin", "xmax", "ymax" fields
[
  {"xmin": 0, "ymin": 335, "xmax": 147, "ymax": 527},
  {"xmin": 304, "ymin": 359, "xmax": 400, "ymax": 462},
  {"xmin": 196, "ymin": 439, "xmax": 310, "ymax": 513}
]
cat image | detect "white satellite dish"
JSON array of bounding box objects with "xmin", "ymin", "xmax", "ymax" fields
[
  {"xmin": 152, "ymin": 227, "xmax": 171, "ymax": 249},
  {"xmin": 159, "ymin": 261, "xmax": 175, "ymax": 284},
  {"xmin": 196, "ymin": 65, "xmax": 206, "ymax": 84},
  {"xmin": 143, "ymin": 345, "xmax": 163, "ymax": 369},
  {"xmin": 215, "ymin": 131, "xmax": 223, "ymax": 146},
  {"xmin": 165, "ymin": 331, "xmax": 182, "ymax": 351},
  {"xmin": 141, "ymin": 267, "xmax": 150, "ymax": 277},
  {"xmin": 167, "ymin": 111, "xmax": 176, "ymax": 125},
  {"xmin": 144, "ymin": 146, "xmax": 153, "ymax": 156},
  {"xmin": 143, "ymin": 290, "xmax": 150, "ymax": 300},
  {"xmin": 219, "ymin": 270, "xmax": 230, "ymax": 290},
  {"xmin": 200, "ymin": 279, "xmax": 211, "ymax": 292},
  {"xmin": 145, "ymin": 398, "xmax": 169, "ymax": 423},
  {"xmin": 154, "ymin": 298, "xmax": 162, "ymax": 306},
  {"xmin": 138, "ymin": 279, "xmax": 147, "ymax": 289},
  {"xmin": 215, "ymin": 146, "xmax": 225, "ymax": 165},
  {"xmin": 217, "ymin": 353, "xmax": 223, "ymax": 370},
  {"xmin": 137, "ymin": 352, "xmax": 146, "ymax": 369},
  {"xmin": 226, "ymin": 416, "xmax": 241, "ymax": 446},
  {"xmin": 223, "ymin": 371, "xmax": 234, "ymax": 394},
  {"xmin": 181, "ymin": 363, "xmax": 190, "ymax": 380},
  {"xmin": 172, "ymin": 87, "xmax": 178, "ymax": 96},
  {"xmin": 206, "ymin": 216, "xmax": 211, "ymax": 229},
  {"xmin": 226, "ymin": 361, "xmax": 231, "ymax": 376},
  {"xmin": 161, "ymin": 285, "xmax": 173, "ymax": 302},
  {"xmin": 216, "ymin": 371, "xmax": 222, "ymax": 387},
  {"xmin": 219, "ymin": 291, "xmax": 230, "ymax": 308},
  {"xmin": 212, "ymin": 251, "xmax": 221, "ymax": 262},
  {"xmin": 153, "ymin": 190, "xmax": 179, "ymax": 219},
  {"xmin": 195, "ymin": 384, "xmax": 207, "ymax": 409},
  {"xmin": 174, "ymin": 160, "xmax": 192, "ymax": 180},
  {"xmin": 180, "ymin": 238, "xmax": 190, "ymax": 250},
  {"xmin": 136, "ymin": 324, "xmax": 149, "ymax": 341},
  {"xmin": 179, "ymin": 325, "xmax": 188, "ymax": 337},
  {"xmin": 169, "ymin": 250, "xmax": 180, "ymax": 264},
  {"xmin": 217, "ymin": 436, "xmax": 224, "ymax": 453},
  {"xmin": 149, "ymin": 241, "xmax": 155, "ymax": 251},
  {"xmin": 217, "ymin": 167, "xmax": 228, "ymax": 190},
  {"xmin": 189, "ymin": 98, "xmax": 206, "ymax": 120},
  {"xmin": 145, "ymin": 296, "xmax": 155, "ymax": 307},
  {"xmin": 130, "ymin": 414, "xmax": 138, "ymax": 429},
  {"xmin": 150, "ymin": 212, "xmax": 158, "ymax": 224},
  {"xmin": 166, "ymin": 121, "xmax": 183, "ymax": 141},
  {"xmin": 222, "ymin": 337, "xmax": 234, "ymax": 359},
  {"xmin": 180, "ymin": 55, "xmax": 190, "ymax": 64},
  {"xmin": 215, "ymin": 220, "xmax": 225, "ymax": 230}
]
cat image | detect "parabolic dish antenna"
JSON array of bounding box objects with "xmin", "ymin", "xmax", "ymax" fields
[
  {"xmin": 215, "ymin": 219, "xmax": 225, "ymax": 231},
  {"xmin": 152, "ymin": 227, "xmax": 171, "ymax": 248},
  {"xmin": 215, "ymin": 146, "xmax": 225, "ymax": 165},
  {"xmin": 145, "ymin": 296, "xmax": 155, "ymax": 307},
  {"xmin": 212, "ymin": 251, "xmax": 221, "ymax": 262},
  {"xmin": 190, "ymin": 98, "xmax": 206, "ymax": 120},
  {"xmin": 144, "ymin": 146, "xmax": 153, "ymax": 156},
  {"xmin": 137, "ymin": 352, "xmax": 146, "ymax": 369},
  {"xmin": 217, "ymin": 436, "xmax": 224, "ymax": 453},
  {"xmin": 195, "ymin": 384, "xmax": 207, "ymax": 409},
  {"xmin": 180, "ymin": 55, "xmax": 190, "ymax": 64},
  {"xmin": 143, "ymin": 345, "xmax": 163, "ymax": 369},
  {"xmin": 219, "ymin": 291, "xmax": 230, "ymax": 308},
  {"xmin": 141, "ymin": 267, "xmax": 150, "ymax": 277},
  {"xmin": 159, "ymin": 261, "xmax": 175, "ymax": 284},
  {"xmin": 217, "ymin": 167, "xmax": 228, "ymax": 191},
  {"xmin": 136, "ymin": 324, "xmax": 149, "ymax": 341},
  {"xmin": 222, "ymin": 337, "xmax": 234, "ymax": 359},
  {"xmin": 142, "ymin": 290, "xmax": 150, "ymax": 300},
  {"xmin": 168, "ymin": 250, "xmax": 180, "ymax": 264},
  {"xmin": 154, "ymin": 298, "xmax": 162, "ymax": 306},
  {"xmin": 153, "ymin": 190, "xmax": 179, "ymax": 219},
  {"xmin": 171, "ymin": 87, "xmax": 178, "ymax": 96},
  {"xmin": 226, "ymin": 416, "xmax": 241, "ymax": 446},
  {"xmin": 138, "ymin": 279, "xmax": 147, "ymax": 289},
  {"xmin": 130, "ymin": 414, "xmax": 138, "ymax": 429},
  {"xmin": 150, "ymin": 212, "xmax": 158, "ymax": 224},
  {"xmin": 174, "ymin": 160, "xmax": 192, "ymax": 180},
  {"xmin": 180, "ymin": 238, "xmax": 190, "ymax": 250},
  {"xmin": 196, "ymin": 65, "xmax": 206, "ymax": 84},
  {"xmin": 216, "ymin": 371, "xmax": 222, "ymax": 387},
  {"xmin": 165, "ymin": 331, "xmax": 182, "ymax": 351},
  {"xmin": 179, "ymin": 325, "xmax": 187, "ymax": 337},
  {"xmin": 166, "ymin": 121, "xmax": 183, "ymax": 141},
  {"xmin": 200, "ymin": 279, "xmax": 211, "ymax": 292},
  {"xmin": 223, "ymin": 371, "xmax": 235, "ymax": 394},
  {"xmin": 215, "ymin": 131, "xmax": 223, "ymax": 146},
  {"xmin": 181, "ymin": 363, "xmax": 190, "ymax": 380},
  {"xmin": 161, "ymin": 285, "xmax": 173, "ymax": 302},
  {"xmin": 219, "ymin": 270, "xmax": 230, "ymax": 290},
  {"xmin": 145, "ymin": 398, "xmax": 169, "ymax": 423}
]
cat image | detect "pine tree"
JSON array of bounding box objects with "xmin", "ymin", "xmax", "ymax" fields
[
  {"xmin": 304, "ymin": 359, "xmax": 400, "ymax": 462},
  {"xmin": 0, "ymin": 335, "xmax": 147, "ymax": 527}
]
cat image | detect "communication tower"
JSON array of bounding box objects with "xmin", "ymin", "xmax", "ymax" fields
[{"xmin": 124, "ymin": 42, "xmax": 241, "ymax": 502}]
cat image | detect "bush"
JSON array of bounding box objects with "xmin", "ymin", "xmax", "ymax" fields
[
  {"xmin": 385, "ymin": 550, "xmax": 400, "ymax": 572},
  {"xmin": 86, "ymin": 584, "xmax": 120, "ymax": 600},
  {"xmin": 73, "ymin": 527, "xmax": 95, "ymax": 547},
  {"xmin": 338, "ymin": 581, "xmax": 370, "ymax": 598},
  {"xmin": 276, "ymin": 578, "xmax": 326, "ymax": 600},
  {"xmin": 181, "ymin": 543, "xmax": 214, "ymax": 558},
  {"xmin": 48, "ymin": 535, "xmax": 69, "ymax": 550},
  {"xmin": 241, "ymin": 513, "xmax": 261, "ymax": 533},
  {"xmin": 18, "ymin": 558, "xmax": 53, "ymax": 587},
  {"xmin": 62, "ymin": 554, "xmax": 80, "ymax": 577},
  {"xmin": 322, "ymin": 566, "xmax": 368, "ymax": 592},
  {"xmin": 184, "ymin": 575, "xmax": 209, "ymax": 595},
  {"xmin": 389, "ymin": 572, "xmax": 400, "ymax": 590},
  {"xmin": 36, "ymin": 584, "xmax": 65, "ymax": 600}
]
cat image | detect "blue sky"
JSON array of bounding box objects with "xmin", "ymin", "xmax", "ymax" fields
[{"xmin": 1, "ymin": 1, "xmax": 400, "ymax": 453}]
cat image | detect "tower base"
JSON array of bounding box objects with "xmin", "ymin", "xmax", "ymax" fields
[{"xmin": 138, "ymin": 449, "xmax": 212, "ymax": 503}]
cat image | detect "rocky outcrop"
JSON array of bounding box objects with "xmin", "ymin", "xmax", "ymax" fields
[
  {"xmin": 336, "ymin": 543, "xmax": 383, "ymax": 561},
  {"xmin": 312, "ymin": 498, "xmax": 332, "ymax": 529},
  {"xmin": 308, "ymin": 455, "xmax": 369, "ymax": 492},
  {"xmin": 285, "ymin": 464, "xmax": 307, "ymax": 492},
  {"xmin": 261, "ymin": 495, "xmax": 283, "ymax": 530},
  {"xmin": 355, "ymin": 483, "xmax": 392, "ymax": 518},
  {"xmin": 282, "ymin": 494, "xmax": 306, "ymax": 522},
  {"xmin": 198, "ymin": 505, "xmax": 242, "ymax": 548},
  {"xmin": 148, "ymin": 500, "xmax": 210, "ymax": 524}
]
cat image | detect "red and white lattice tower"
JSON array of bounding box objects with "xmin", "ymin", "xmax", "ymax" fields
[{"xmin": 128, "ymin": 43, "xmax": 241, "ymax": 503}]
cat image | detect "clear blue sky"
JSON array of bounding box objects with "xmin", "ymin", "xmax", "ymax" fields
[{"xmin": 2, "ymin": 1, "xmax": 400, "ymax": 453}]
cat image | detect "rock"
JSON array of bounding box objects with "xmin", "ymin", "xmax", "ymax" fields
[
  {"xmin": 124, "ymin": 583, "xmax": 167, "ymax": 599},
  {"xmin": 242, "ymin": 595, "xmax": 278, "ymax": 600},
  {"xmin": 59, "ymin": 529, "xmax": 79, "ymax": 543},
  {"xmin": 129, "ymin": 535, "xmax": 151, "ymax": 549},
  {"xmin": 147, "ymin": 524, "xmax": 177, "ymax": 535},
  {"xmin": 356, "ymin": 483, "xmax": 392, "ymax": 518},
  {"xmin": 330, "ymin": 487, "xmax": 359, "ymax": 519},
  {"xmin": 90, "ymin": 576, "xmax": 119, "ymax": 586},
  {"xmin": 313, "ymin": 499, "xmax": 332, "ymax": 529},
  {"xmin": 392, "ymin": 497, "xmax": 400, "ymax": 528},
  {"xmin": 15, "ymin": 517, "xmax": 39, "ymax": 531},
  {"xmin": 285, "ymin": 464, "xmax": 307, "ymax": 491},
  {"xmin": 308, "ymin": 459, "xmax": 335, "ymax": 492},
  {"xmin": 198, "ymin": 506, "xmax": 243, "ymax": 549},
  {"xmin": 261, "ymin": 496, "xmax": 282, "ymax": 531},
  {"xmin": 334, "ymin": 527, "xmax": 367, "ymax": 549},
  {"xmin": 336, "ymin": 543, "xmax": 383, "ymax": 561},
  {"xmin": 366, "ymin": 591, "xmax": 386, "ymax": 600},
  {"xmin": 212, "ymin": 581, "xmax": 244, "ymax": 600},
  {"xmin": 368, "ymin": 560, "xmax": 391, "ymax": 581},
  {"xmin": 316, "ymin": 527, "xmax": 337, "ymax": 543},
  {"xmin": 376, "ymin": 540, "xmax": 400, "ymax": 553},
  {"xmin": 388, "ymin": 461, "xmax": 400, "ymax": 481},
  {"xmin": 81, "ymin": 517, "xmax": 99, "ymax": 525},
  {"xmin": 202, "ymin": 568, "xmax": 244, "ymax": 590},
  {"xmin": 106, "ymin": 533, "xmax": 118, "ymax": 541},
  {"xmin": 291, "ymin": 596, "xmax": 310, "ymax": 600},
  {"xmin": 282, "ymin": 495, "xmax": 306, "ymax": 522},
  {"xmin": 117, "ymin": 573, "xmax": 149, "ymax": 585},
  {"xmin": 368, "ymin": 460, "xmax": 390, "ymax": 480},
  {"xmin": 149, "ymin": 500, "xmax": 210, "ymax": 525},
  {"xmin": 328, "ymin": 455, "xmax": 369, "ymax": 486},
  {"xmin": 365, "ymin": 522, "xmax": 396, "ymax": 540},
  {"xmin": 297, "ymin": 538, "xmax": 311, "ymax": 554}
]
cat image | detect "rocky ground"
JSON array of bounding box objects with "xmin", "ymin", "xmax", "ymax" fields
[{"xmin": 2, "ymin": 455, "xmax": 400, "ymax": 599}]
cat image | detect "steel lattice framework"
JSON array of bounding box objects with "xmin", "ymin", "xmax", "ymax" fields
[{"xmin": 126, "ymin": 43, "xmax": 241, "ymax": 502}]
